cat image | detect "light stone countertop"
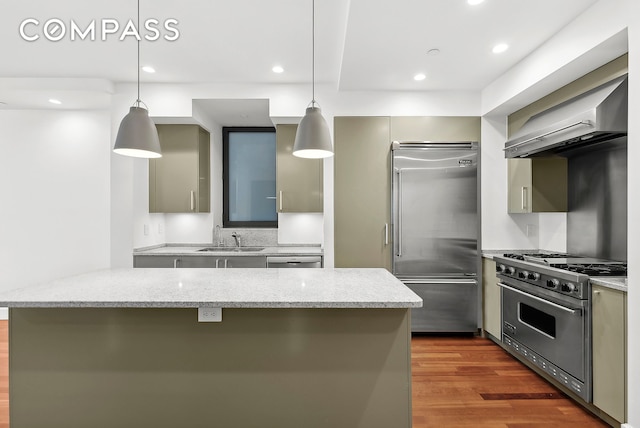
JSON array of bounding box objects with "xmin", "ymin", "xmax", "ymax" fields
[
  {"xmin": 0, "ymin": 268, "xmax": 422, "ymax": 309},
  {"xmin": 134, "ymin": 245, "xmax": 323, "ymax": 257},
  {"xmin": 590, "ymin": 277, "xmax": 628, "ymax": 293}
]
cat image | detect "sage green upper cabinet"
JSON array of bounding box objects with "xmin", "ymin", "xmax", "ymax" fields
[
  {"xmin": 507, "ymin": 158, "xmax": 567, "ymax": 213},
  {"xmin": 334, "ymin": 117, "xmax": 391, "ymax": 270},
  {"xmin": 150, "ymin": 124, "xmax": 210, "ymax": 213},
  {"xmin": 390, "ymin": 116, "xmax": 481, "ymax": 142},
  {"xmin": 276, "ymin": 124, "xmax": 323, "ymax": 213}
]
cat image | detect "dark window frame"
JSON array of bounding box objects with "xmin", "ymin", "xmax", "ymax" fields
[{"xmin": 223, "ymin": 126, "xmax": 278, "ymax": 228}]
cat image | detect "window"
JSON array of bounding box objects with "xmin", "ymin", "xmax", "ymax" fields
[{"xmin": 223, "ymin": 127, "xmax": 277, "ymax": 227}]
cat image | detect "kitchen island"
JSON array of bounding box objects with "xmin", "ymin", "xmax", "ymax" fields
[{"xmin": 0, "ymin": 268, "xmax": 421, "ymax": 428}]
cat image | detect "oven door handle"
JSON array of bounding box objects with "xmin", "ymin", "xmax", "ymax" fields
[{"xmin": 497, "ymin": 282, "xmax": 580, "ymax": 315}]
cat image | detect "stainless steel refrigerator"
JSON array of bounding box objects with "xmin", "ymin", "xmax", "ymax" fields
[{"xmin": 392, "ymin": 141, "xmax": 479, "ymax": 333}]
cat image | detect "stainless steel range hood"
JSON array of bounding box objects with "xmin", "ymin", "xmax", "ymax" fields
[{"xmin": 504, "ymin": 75, "xmax": 627, "ymax": 158}]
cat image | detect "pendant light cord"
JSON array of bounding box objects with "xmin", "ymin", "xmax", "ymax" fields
[
  {"xmin": 137, "ymin": 0, "xmax": 141, "ymax": 105},
  {"xmin": 311, "ymin": 0, "xmax": 315, "ymax": 106}
]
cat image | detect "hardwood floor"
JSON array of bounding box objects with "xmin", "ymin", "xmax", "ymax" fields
[
  {"xmin": 412, "ymin": 335, "xmax": 609, "ymax": 427},
  {"xmin": 0, "ymin": 321, "xmax": 608, "ymax": 427}
]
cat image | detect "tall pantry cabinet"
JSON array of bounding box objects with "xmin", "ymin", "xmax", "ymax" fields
[{"xmin": 334, "ymin": 117, "xmax": 391, "ymax": 269}]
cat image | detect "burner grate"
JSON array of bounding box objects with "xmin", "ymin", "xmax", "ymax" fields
[
  {"xmin": 549, "ymin": 263, "xmax": 627, "ymax": 276},
  {"xmin": 503, "ymin": 253, "xmax": 570, "ymax": 261}
]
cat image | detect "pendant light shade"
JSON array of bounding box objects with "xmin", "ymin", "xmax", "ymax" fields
[
  {"xmin": 292, "ymin": 0, "xmax": 334, "ymax": 159},
  {"xmin": 113, "ymin": 0, "xmax": 161, "ymax": 159},
  {"xmin": 293, "ymin": 106, "xmax": 333, "ymax": 158},
  {"xmin": 113, "ymin": 106, "xmax": 162, "ymax": 158}
]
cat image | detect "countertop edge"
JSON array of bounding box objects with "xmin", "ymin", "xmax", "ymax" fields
[
  {"xmin": 1, "ymin": 302, "xmax": 422, "ymax": 309},
  {"xmin": 590, "ymin": 277, "xmax": 627, "ymax": 293},
  {"xmin": 134, "ymin": 245, "xmax": 323, "ymax": 257}
]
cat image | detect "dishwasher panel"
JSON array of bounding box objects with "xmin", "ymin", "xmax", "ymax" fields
[{"xmin": 267, "ymin": 256, "xmax": 322, "ymax": 268}]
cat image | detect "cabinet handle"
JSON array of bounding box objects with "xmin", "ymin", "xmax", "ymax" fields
[
  {"xmin": 385, "ymin": 223, "xmax": 389, "ymax": 246},
  {"xmin": 190, "ymin": 191, "xmax": 196, "ymax": 211},
  {"xmin": 593, "ymin": 290, "xmax": 601, "ymax": 296},
  {"xmin": 521, "ymin": 187, "xmax": 528, "ymax": 211},
  {"xmin": 173, "ymin": 258, "xmax": 180, "ymax": 268},
  {"xmin": 224, "ymin": 259, "xmax": 229, "ymax": 268},
  {"xmin": 279, "ymin": 190, "xmax": 283, "ymax": 212},
  {"xmin": 215, "ymin": 259, "xmax": 219, "ymax": 269}
]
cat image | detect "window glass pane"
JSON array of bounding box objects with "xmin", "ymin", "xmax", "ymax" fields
[{"xmin": 228, "ymin": 131, "xmax": 277, "ymax": 223}]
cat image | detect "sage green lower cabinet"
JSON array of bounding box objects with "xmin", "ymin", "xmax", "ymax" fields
[
  {"xmin": 481, "ymin": 258, "xmax": 500, "ymax": 339},
  {"xmin": 276, "ymin": 124, "xmax": 323, "ymax": 212},
  {"xmin": 133, "ymin": 255, "xmax": 266, "ymax": 268},
  {"xmin": 334, "ymin": 117, "xmax": 391, "ymax": 269},
  {"xmin": 150, "ymin": 124, "xmax": 210, "ymax": 213},
  {"xmin": 592, "ymin": 284, "xmax": 626, "ymax": 423},
  {"xmin": 507, "ymin": 158, "xmax": 567, "ymax": 213},
  {"xmin": 9, "ymin": 307, "xmax": 412, "ymax": 428}
]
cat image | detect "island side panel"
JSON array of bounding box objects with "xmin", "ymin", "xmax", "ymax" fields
[{"xmin": 9, "ymin": 307, "xmax": 412, "ymax": 428}]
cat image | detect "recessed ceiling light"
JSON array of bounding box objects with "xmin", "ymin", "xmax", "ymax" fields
[
  {"xmin": 49, "ymin": 98, "xmax": 62, "ymax": 105},
  {"xmin": 467, "ymin": 0, "xmax": 485, "ymax": 5},
  {"xmin": 492, "ymin": 43, "xmax": 509, "ymax": 54},
  {"xmin": 414, "ymin": 73, "xmax": 427, "ymax": 81},
  {"xmin": 142, "ymin": 66, "xmax": 156, "ymax": 73},
  {"xmin": 426, "ymin": 48, "xmax": 440, "ymax": 56},
  {"xmin": 272, "ymin": 65, "xmax": 284, "ymax": 73}
]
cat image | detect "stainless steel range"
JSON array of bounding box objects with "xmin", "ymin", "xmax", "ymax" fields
[{"xmin": 494, "ymin": 253, "xmax": 626, "ymax": 403}]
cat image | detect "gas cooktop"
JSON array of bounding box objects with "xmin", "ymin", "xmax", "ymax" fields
[{"xmin": 501, "ymin": 252, "xmax": 626, "ymax": 276}]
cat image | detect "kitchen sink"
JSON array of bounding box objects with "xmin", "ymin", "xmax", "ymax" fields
[{"xmin": 197, "ymin": 247, "xmax": 265, "ymax": 252}]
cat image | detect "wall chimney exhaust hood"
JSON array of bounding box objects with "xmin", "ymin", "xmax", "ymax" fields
[{"xmin": 504, "ymin": 75, "xmax": 627, "ymax": 158}]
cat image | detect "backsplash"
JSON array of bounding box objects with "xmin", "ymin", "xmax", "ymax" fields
[{"xmin": 214, "ymin": 228, "xmax": 278, "ymax": 247}]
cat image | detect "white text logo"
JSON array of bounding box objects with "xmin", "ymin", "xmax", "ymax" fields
[{"xmin": 19, "ymin": 18, "xmax": 180, "ymax": 42}]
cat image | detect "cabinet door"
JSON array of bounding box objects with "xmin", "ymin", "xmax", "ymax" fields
[
  {"xmin": 592, "ymin": 285, "xmax": 626, "ymax": 422},
  {"xmin": 224, "ymin": 256, "xmax": 267, "ymax": 268},
  {"xmin": 334, "ymin": 117, "xmax": 391, "ymax": 269},
  {"xmin": 507, "ymin": 158, "xmax": 567, "ymax": 213},
  {"xmin": 507, "ymin": 159, "xmax": 532, "ymax": 213},
  {"xmin": 150, "ymin": 125, "xmax": 210, "ymax": 213},
  {"xmin": 179, "ymin": 256, "xmax": 215, "ymax": 268},
  {"xmin": 390, "ymin": 116, "xmax": 481, "ymax": 142},
  {"xmin": 134, "ymin": 255, "xmax": 180, "ymax": 268},
  {"xmin": 482, "ymin": 258, "xmax": 501, "ymax": 339},
  {"xmin": 276, "ymin": 124, "xmax": 323, "ymax": 212}
]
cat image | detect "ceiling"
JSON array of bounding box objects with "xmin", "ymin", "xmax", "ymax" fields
[{"xmin": 0, "ymin": 0, "xmax": 602, "ymax": 108}]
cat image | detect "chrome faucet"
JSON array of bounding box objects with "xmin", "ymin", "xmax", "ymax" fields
[{"xmin": 231, "ymin": 231, "xmax": 241, "ymax": 247}]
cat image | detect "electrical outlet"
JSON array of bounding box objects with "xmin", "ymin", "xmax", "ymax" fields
[
  {"xmin": 143, "ymin": 224, "xmax": 149, "ymax": 236},
  {"xmin": 158, "ymin": 223, "xmax": 163, "ymax": 234},
  {"xmin": 198, "ymin": 307, "xmax": 222, "ymax": 322}
]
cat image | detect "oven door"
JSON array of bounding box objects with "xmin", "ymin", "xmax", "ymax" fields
[{"xmin": 498, "ymin": 278, "xmax": 589, "ymax": 382}]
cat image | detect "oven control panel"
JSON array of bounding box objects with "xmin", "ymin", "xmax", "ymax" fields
[{"xmin": 495, "ymin": 260, "xmax": 588, "ymax": 299}]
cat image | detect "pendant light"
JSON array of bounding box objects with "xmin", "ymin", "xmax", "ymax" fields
[
  {"xmin": 113, "ymin": 0, "xmax": 162, "ymax": 158},
  {"xmin": 292, "ymin": 0, "xmax": 334, "ymax": 159}
]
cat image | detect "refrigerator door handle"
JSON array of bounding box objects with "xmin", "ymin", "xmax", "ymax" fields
[
  {"xmin": 399, "ymin": 278, "xmax": 477, "ymax": 285},
  {"xmin": 397, "ymin": 170, "xmax": 402, "ymax": 257}
]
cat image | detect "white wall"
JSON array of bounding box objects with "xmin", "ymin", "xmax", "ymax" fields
[
  {"xmin": 480, "ymin": 115, "xmax": 539, "ymax": 251},
  {"xmin": 0, "ymin": 109, "xmax": 112, "ymax": 317}
]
